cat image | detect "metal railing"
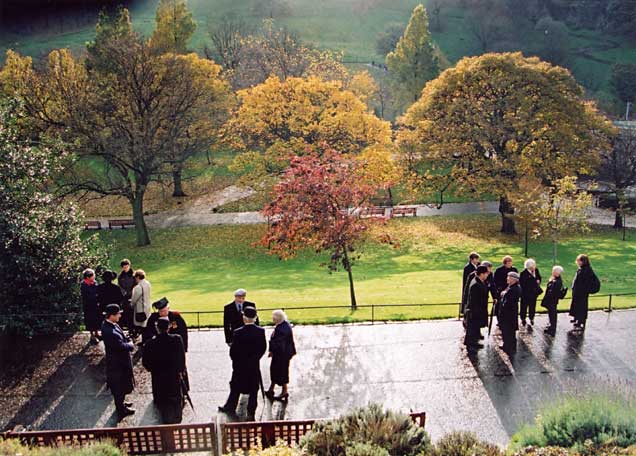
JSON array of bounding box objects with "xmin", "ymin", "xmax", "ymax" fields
[{"xmin": 1, "ymin": 292, "xmax": 634, "ymax": 330}]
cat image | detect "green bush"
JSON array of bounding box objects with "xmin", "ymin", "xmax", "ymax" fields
[
  {"xmin": 432, "ymin": 431, "xmax": 501, "ymax": 456},
  {"xmin": 511, "ymin": 445, "xmax": 636, "ymax": 455},
  {"xmin": 0, "ymin": 439, "xmax": 124, "ymax": 455},
  {"xmin": 300, "ymin": 404, "xmax": 432, "ymax": 456},
  {"xmin": 345, "ymin": 442, "xmax": 390, "ymax": 456},
  {"xmin": 510, "ymin": 395, "xmax": 636, "ymax": 452}
]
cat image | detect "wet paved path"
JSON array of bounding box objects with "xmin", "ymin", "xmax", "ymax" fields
[{"xmin": 2, "ymin": 310, "xmax": 636, "ymax": 445}]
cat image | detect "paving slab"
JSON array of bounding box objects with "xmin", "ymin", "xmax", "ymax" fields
[{"xmin": 1, "ymin": 310, "xmax": 636, "ymax": 445}]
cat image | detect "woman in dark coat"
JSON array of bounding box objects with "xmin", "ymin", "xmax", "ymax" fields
[
  {"xmin": 117, "ymin": 259, "xmax": 135, "ymax": 329},
  {"xmin": 81, "ymin": 268, "xmax": 100, "ymax": 343},
  {"xmin": 519, "ymin": 258, "xmax": 542, "ymax": 326},
  {"xmin": 97, "ymin": 270, "xmax": 124, "ymax": 314},
  {"xmin": 265, "ymin": 310, "xmax": 296, "ymax": 402},
  {"xmin": 569, "ymin": 254, "xmax": 600, "ymax": 330},
  {"xmin": 498, "ymin": 271, "xmax": 521, "ymax": 354},
  {"xmin": 541, "ymin": 266, "xmax": 567, "ymax": 336}
]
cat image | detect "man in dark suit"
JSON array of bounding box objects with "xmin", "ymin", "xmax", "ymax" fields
[
  {"xmin": 218, "ymin": 306, "xmax": 267, "ymax": 421},
  {"xmin": 145, "ymin": 298, "xmax": 189, "ymax": 351},
  {"xmin": 223, "ymin": 289, "xmax": 258, "ymax": 345},
  {"xmin": 463, "ymin": 265, "xmax": 490, "ymax": 350},
  {"xmin": 101, "ymin": 304, "xmax": 136, "ymax": 421},
  {"xmin": 460, "ymin": 252, "xmax": 480, "ymax": 316},
  {"xmin": 499, "ymin": 271, "xmax": 522, "ymax": 354},
  {"xmin": 142, "ymin": 318, "xmax": 187, "ymax": 424}
]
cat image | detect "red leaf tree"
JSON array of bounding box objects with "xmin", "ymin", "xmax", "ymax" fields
[{"xmin": 260, "ymin": 147, "xmax": 382, "ymax": 309}]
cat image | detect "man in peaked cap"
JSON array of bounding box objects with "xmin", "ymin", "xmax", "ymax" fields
[
  {"xmin": 218, "ymin": 306, "xmax": 267, "ymax": 421},
  {"xmin": 498, "ymin": 271, "xmax": 522, "ymax": 354},
  {"xmin": 223, "ymin": 289, "xmax": 259, "ymax": 346},
  {"xmin": 101, "ymin": 304, "xmax": 136, "ymax": 421},
  {"xmin": 145, "ymin": 297, "xmax": 189, "ymax": 351}
]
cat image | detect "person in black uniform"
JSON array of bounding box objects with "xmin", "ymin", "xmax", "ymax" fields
[
  {"xmin": 97, "ymin": 270, "xmax": 123, "ymax": 315},
  {"xmin": 223, "ymin": 289, "xmax": 258, "ymax": 346},
  {"xmin": 460, "ymin": 252, "xmax": 480, "ymax": 316},
  {"xmin": 463, "ymin": 265, "xmax": 490, "ymax": 350},
  {"xmin": 142, "ymin": 318, "xmax": 187, "ymax": 424},
  {"xmin": 117, "ymin": 259, "xmax": 135, "ymax": 330},
  {"xmin": 218, "ymin": 306, "xmax": 267, "ymax": 421},
  {"xmin": 498, "ymin": 271, "xmax": 521, "ymax": 354},
  {"xmin": 101, "ymin": 304, "xmax": 136, "ymax": 421},
  {"xmin": 541, "ymin": 265, "xmax": 567, "ymax": 336},
  {"xmin": 145, "ymin": 298, "xmax": 188, "ymax": 351}
]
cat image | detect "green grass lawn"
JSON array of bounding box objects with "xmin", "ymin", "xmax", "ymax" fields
[{"xmin": 95, "ymin": 215, "xmax": 636, "ymax": 327}]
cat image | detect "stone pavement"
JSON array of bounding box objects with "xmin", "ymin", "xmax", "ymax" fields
[{"xmin": 2, "ymin": 310, "xmax": 636, "ymax": 445}]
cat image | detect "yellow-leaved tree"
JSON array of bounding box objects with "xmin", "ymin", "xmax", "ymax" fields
[
  {"xmin": 227, "ymin": 75, "xmax": 393, "ymax": 189},
  {"xmin": 398, "ymin": 52, "xmax": 613, "ymax": 234},
  {"xmin": 150, "ymin": 0, "xmax": 196, "ymax": 54}
]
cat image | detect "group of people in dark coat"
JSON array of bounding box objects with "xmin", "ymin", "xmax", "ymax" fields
[
  {"xmin": 219, "ymin": 289, "xmax": 297, "ymax": 421},
  {"xmin": 461, "ymin": 252, "xmax": 600, "ymax": 355}
]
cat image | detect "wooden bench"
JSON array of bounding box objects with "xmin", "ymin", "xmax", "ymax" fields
[
  {"xmin": 84, "ymin": 221, "xmax": 102, "ymax": 230},
  {"xmin": 361, "ymin": 206, "xmax": 388, "ymax": 218},
  {"xmin": 392, "ymin": 207, "xmax": 417, "ymax": 217},
  {"xmin": 108, "ymin": 219, "xmax": 135, "ymax": 229}
]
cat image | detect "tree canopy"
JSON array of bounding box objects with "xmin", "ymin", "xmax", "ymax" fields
[{"xmin": 398, "ymin": 52, "xmax": 613, "ymax": 233}]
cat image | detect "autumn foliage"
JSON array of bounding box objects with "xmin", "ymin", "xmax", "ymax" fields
[{"xmin": 260, "ymin": 147, "xmax": 384, "ymax": 308}]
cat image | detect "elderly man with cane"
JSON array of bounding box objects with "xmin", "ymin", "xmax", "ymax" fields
[{"xmin": 218, "ymin": 306, "xmax": 267, "ymax": 421}]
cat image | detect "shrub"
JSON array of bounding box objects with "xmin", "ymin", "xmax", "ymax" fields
[
  {"xmin": 432, "ymin": 431, "xmax": 502, "ymax": 456},
  {"xmin": 511, "ymin": 445, "xmax": 636, "ymax": 455},
  {"xmin": 345, "ymin": 442, "xmax": 390, "ymax": 456},
  {"xmin": 300, "ymin": 404, "xmax": 432, "ymax": 456},
  {"xmin": 510, "ymin": 395, "xmax": 636, "ymax": 452},
  {"xmin": 0, "ymin": 439, "xmax": 124, "ymax": 455},
  {"xmin": 235, "ymin": 440, "xmax": 300, "ymax": 456}
]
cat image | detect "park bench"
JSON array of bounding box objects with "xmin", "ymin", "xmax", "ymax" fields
[
  {"xmin": 361, "ymin": 206, "xmax": 388, "ymax": 218},
  {"xmin": 108, "ymin": 219, "xmax": 135, "ymax": 230},
  {"xmin": 84, "ymin": 221, "xmax": 102, "ymax": 230},
  {"xmin": 392, "ymin": 206, "xmax": 417, "ymax": 217}
]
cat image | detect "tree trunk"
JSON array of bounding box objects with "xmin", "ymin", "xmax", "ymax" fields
[
  {"xmin": 552, "ymin": 239, "xmax": 557, "ymax": 265},
  {"xmin": 499, "ymin": 196, "xmax": 516, "ymax": 234},
  {"xmin": 524, "ymin": 223, "xmax": 529, "ymax": 257},
  {"xmin": 387, "ymin": 187, "xmax": 394, "ymax": 207},
  {"xmin": 614, "ymin": 210, "xmax": 624, "ymax": 229},
  {"xmin": 131, "ymin": 192, "xmax": 151, "ymax": 247},
  {"xmin": 172, "ymin": 167, "xmax": 186, "ymax": 197},
  {"xmin": 343, "ymin": 249, "xmax": 357, "ymax": 310}
]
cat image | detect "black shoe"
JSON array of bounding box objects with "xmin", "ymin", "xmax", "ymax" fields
[
  {"xmin": 274, "ymin": 393, "xmax": 289, "ymax": 402},
  {"xmin": 265, "ymin": 390, "xmax": 275, "ymax": 401},
  {"xmin": 521, "ymin": 319, "xmax": 527, "ymax": 326},
  {"xmin": 218, "ymin": 405, "xmax": 234, "ymax": 414},
  {"xmin": 529, "ymin": 319, "xmax": 534, "ymax": 326},
  {"xmin": 124, "ymin": 402, "xmax": 133, "ymax": 408},
  {"xmin": 117, "ymin": 407, "xmax": 135, "ymax": 420},
  {"xmin": 570, "ymin": 318, "xmax": 577, "ymax": 323},
  {"xmin": 478, "ymin": 334, "xmax": 485, "ymax": 340}
]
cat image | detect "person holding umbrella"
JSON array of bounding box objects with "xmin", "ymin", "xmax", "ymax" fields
[{"xmin": 218, "ymin": 306, "xmax": 266, "ymax": 421}]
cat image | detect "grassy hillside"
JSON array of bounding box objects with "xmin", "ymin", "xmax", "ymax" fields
[
  {"xmin": 96, "ymin": 215, "xmax": 636, "ymax": 326},
  {"xmin": 2, "ymin": 0, "xmax": 635, "ymax": 106}
]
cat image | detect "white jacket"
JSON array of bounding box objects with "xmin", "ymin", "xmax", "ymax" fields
[{"xmin": 131, "ymin": 279, "xmax": 151, "ymax": 328}]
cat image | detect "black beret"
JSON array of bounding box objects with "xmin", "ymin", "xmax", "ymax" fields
[
  {"xmin": 243, "ymin": 306, "xmax": 257, "ymax": 319},
  {"xmin": 152, "ymin": 297, "xmax": 169, "ymax": 310}
]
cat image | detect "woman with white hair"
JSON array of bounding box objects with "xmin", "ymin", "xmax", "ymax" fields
[
  {"xmin": 519, "ymin": 258, "xmax": 542, "ymax": 326},
  {"xmin": 265, "ymin": 310, "xmax": 296, "ymax": 402},
  {"xmin": 541, "ymin": 266, "xmax": 568, "ymax": 336}
]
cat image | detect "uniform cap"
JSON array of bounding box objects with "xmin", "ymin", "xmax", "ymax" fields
[{"xmin": 243, "ymin": 306, "xmax": 257, "ymax": 319}]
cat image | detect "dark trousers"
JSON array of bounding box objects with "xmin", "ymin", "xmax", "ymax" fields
[
  {"xmin": 112, "ymin": 389, "xmax": 126, "ymax": 413},
  {"xmin": 520, "ymin": 298, "xmax": 537, "ymax": 321},
  {"xmin": 501, "ymin": 327, "xmax": 517, "ymax": 353},
  {"xmin": 463, "ymin": 320, "xmax": 482, "ymax": 346},
  {"xmin": 547, "ymin": 305, "xmax": 557, "ymax": 332},
  {"xmin": 224, "ymin": 388, "xmax": 258, "ymax": 416}
]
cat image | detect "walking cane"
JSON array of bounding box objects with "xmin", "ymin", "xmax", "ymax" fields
[{"xmin": 488, "ymin": 300, "xmax": 496, "ymax": 336}]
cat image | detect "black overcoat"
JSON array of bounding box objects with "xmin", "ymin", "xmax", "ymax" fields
[
  {"xmin": 230, "ymin": 324, "xmax": 267, "ymax": 394},
  {"xmin": 461, "ymin": 262, "xmax": 478, "ymax": 311},
  {"xmin": 118, "ymin": 270, "xmax": 135, "ymax": 299},
  {"xmin": 269, "ymin": 320, "xmax": 296, "ymax": 385},
  {"xmin": 465, "ymin": 277, "xmax": 489, "ymax": 328},
  {"xmin": 569, "ymin": 266, "xmax": 597, "ymax": 322},
  {"xmin": 520, "ymin": 268, "xmax": 543, "ymax": 305},
  {"xmin": 97, "ymin": 282, "xmax": 124, "ymax": 309},
  {"xmin": 142, "ymin": 332, "xmax": 186, "ymax": 402},
  {"xmin": 541, "ymin": 276, "xmax": 566, "ymax": 310},
  {"xmin": 223, "ymin": 301, "xmax": 258, "ymax": 344},
  {"xmin": 145, "ymin": 311, "xmax": 189, "ymax": 352},
  {"xmin": 101, "ymin": 320, "xmax": 135, "ymax": 397},
  {"xmin": 499, "ymin": 284, "xmax": 521, "ymax": 332},
  {"xmin": 494, "ymin": 265, "xmax": 518, "ymax": 293},
  {"xmin": 81, "ymin": 281, "xmax": 100, "ymax": 331}
]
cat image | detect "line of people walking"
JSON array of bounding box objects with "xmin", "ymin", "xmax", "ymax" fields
[
  {"xmin": 82, "ymin": 265, "xmax": 296, "ymax": 424},
  {"xmin": 461, "ymin": 252, "xmax": 601, "ymax": 355}
]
